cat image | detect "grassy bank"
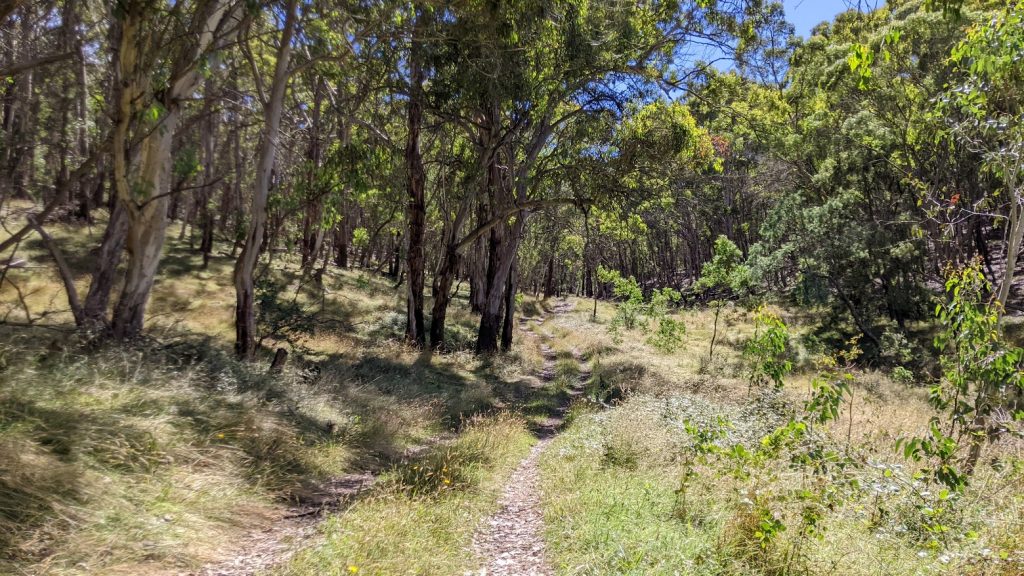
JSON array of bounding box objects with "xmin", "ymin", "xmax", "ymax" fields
[
  {"xmin": 539, "ymin": 299, "xmax": 1024, "ymax": 576},
  {"xmin": 0, "ymin": 211, "xmax": 550, "ymax": 575}
]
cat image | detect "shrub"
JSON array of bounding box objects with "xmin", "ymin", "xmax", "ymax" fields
[
  {"xmin": 900, "ymin": 264, "xmax": 1024, "ymax": 491},
  {"xmin": 597, "ymin": 266, "xmax": 685, "ymax": 352},
  {"xmin": 743, "ymin": 306, "xmax": 792, "ymax": 395}
]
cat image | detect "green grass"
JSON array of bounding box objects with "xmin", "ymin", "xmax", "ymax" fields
[
  {"xmin": 277, "ymin": 414, "xmax": 535, "ymax": 576},
  {"xmin": 537, "ymin": 298, "xmax": 1024, "ymax": 576}
]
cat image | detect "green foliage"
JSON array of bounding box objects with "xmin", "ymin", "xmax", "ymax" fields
[
  {"xmin": 351, "ymin": 227, "xmax": 370, "ymax": 249},
  {"xmin": 891, "ymin": 365, "xmax": 915, "ymax": 385},
  {"xmin": 695, "ymin": 235, "xmax": 752, "ymax": 296},
  {"xmin": 743, "ymin": 306, "xmax": 792, "ymax": 393},
  {"xmin": 673, "ymin": 416, "xmax": 729, "ymax": 522},
  {"xmin": 597, "ymin": 266, "xmax": 685, "ymax": 352},
  {"xmin": 255, "ymin": 275, "xmax": 318, "ymax": 348},
  {"xmin": 847, "ymin": 43, "xmax": 874, "ymax": 90},
  {"xmin": 806, "ymin": 359, "xmax": 853, "ymax": 427},
  {"xmin": 597, "ymin": 265, "xmax": 644, "ymax": 335},
  {"xmin": 880, "ymin": 328, "xmax": 915, "ymax": 366},
  {"xmin": 900, "ymin": 264, "xmax": 1024, "ymax": 491},
  {"xmin": 647, "ymin": 288, "xmax": 685, "ymax": 353}
]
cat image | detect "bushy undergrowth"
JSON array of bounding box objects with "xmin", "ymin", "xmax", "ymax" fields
[{"xmin": 542, "ymin": 390, "xmax": 1024, "ymax": 575}]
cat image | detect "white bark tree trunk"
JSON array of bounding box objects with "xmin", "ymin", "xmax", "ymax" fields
[
  {"xmin": 108, "ymin": 0, "xmax": 236, "ymax": 339},
  {"xmin": 233, "ymin": 0, "xmax": 298, "ymax": 359}
]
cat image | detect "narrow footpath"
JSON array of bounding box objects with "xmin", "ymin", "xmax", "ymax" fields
[{"xmin": 471, "ymin": 300, "xmax": 588, "ymax": 576}]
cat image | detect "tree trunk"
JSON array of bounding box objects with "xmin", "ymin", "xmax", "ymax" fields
[
  {"xmin": 500, "ymin": 254, "xmax": 518, "ymax": 351},
  {"xmin": 476, "ymin": 213, "xmax": 525, "ymax": 354},
  {"xmin": 996, "ymin": 172, "xmax": 1022, "ymax": 313},
  {"xmin": 107, "ymin": 0, "xmax": 235, "ymax": 339},
  {"xmin": 404, "ymin": 8, "xmax": 426, "ymax": 347},
  {"xmin": 233, "ymin": 0, "xmax": 297, "ymax": 359},
  {"xmin": 83, "ymin": 199, "xmax": 128, "ymax": 327},
  {"xmin": 199, "ymin": 77, "xmax": 217, "ymax": 269},
  {"xmin": 74, "ymin": 22, "xmax": 91, "ymax": 221},
  {"xmin": 334, "ymin": 225, "xmax": 349, "ymax": 268},
  {"xmin": 110, "ymin": 108, "xmax": 179, "ymax": 338},
  {"xmin": 430, "ymin": 245, "xmax": 460, "ymax": 351},
  {"xmin": 543, "ymin": 256, "xmax": 555, "ymax": 298}
]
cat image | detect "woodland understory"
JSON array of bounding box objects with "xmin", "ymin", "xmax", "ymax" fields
[{"xmin": 1, "ymin": 0, "xmax": 1024, "ymax": 575}]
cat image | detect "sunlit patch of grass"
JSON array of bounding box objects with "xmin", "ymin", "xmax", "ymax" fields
[
  {"xmin": 277, "ymin": 414, "xmax": 534, "ymax": 576},
  {"xmin": 539, "ymin": 296, "xmax": 1024, "ymax": 576},
  {"xmin": 0, "ymin": 208, "xmax": 555, "ymax": 574},
  {"xmin": 539, "ymin": 397, "xmax": 731, "ymax": 575}
]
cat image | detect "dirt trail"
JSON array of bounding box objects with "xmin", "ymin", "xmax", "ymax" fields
[
  {"xmin": 471, "ymin": 299, "xmax": 587, "ymax": 576},
  {"xmin": 194, "ymin": 300, "xmax": 584, "ymax": 576},
  {"xmin": 190, "ymin": 473, "xmax": 375, "ymax": 576}
]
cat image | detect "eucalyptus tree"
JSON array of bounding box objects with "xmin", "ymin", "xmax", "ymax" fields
[
  {"xmin": 234, "ymin": 0, "xmax": 300, "ymax": 359},
  {"xmin": 404, "ymin": 3, "xmax": 428, "ymax": 346},
  {"xmin": 421, "ymin": 0, "xmax": 778, "ymax": 353},
  {"xmin": 95, "ymin": 0, "xmax": 244, "ymax": 338}
]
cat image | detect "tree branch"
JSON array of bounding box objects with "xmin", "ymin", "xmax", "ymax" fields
[
  {"xmin": 0, "ymin": 51, "xmax": 75, "ymax": 78},
  {"xmin": 454, "ymin": 198, "xmax": 581, "ymax": 253},
  {"xmin": 27, "ymin": 216, "xmax": 84, "ymax": 326},
  {"xmin": 0, "ymin": 143, "xmax": 103, "ymax": 255}
]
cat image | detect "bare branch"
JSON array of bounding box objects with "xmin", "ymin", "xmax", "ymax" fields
[
  {"xmin": 0, "ymin": 51, "xmax": 75, "ymax": 78},
  {"xmin": 27, "ymin": 216, "xmax": 84, "ymax": 326}
]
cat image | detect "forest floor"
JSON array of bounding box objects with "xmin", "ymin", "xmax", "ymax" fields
[
  {"xmin": 2, "ymin": 212, "xmax": 1024, "ymax": 576},
  {"xmin": 192, "ymin": 301, "xmax": 589, "ymax": 576},
  {"xmin": 471, "ymin": 301, "xmax": 591, "ymax": 576}
]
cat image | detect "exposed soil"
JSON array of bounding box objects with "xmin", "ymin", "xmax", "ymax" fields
[
  {"xmin": 192, "ymin": 299, "xmax": 586, "ymax": 576},
  {"xmin": 470, "ymin": 299, "xmax": 588, "ymax": 576}
]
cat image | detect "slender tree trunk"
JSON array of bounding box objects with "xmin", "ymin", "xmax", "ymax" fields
[
  {"xmin": 29, "ymin": 216, "xmax": 83, "ymax": 325},
  {"xmin": 477, "ymin": 213, "xmax": 524, "ymax": 354},
  {"xmin": 429, "ymin": 187, "xmax": 478, "ymax": 350},
  {"xmin": 233, "ymin": 0, "xmax": 297, "ymax": 359},
  {"xmin": 500, "ymin": 254, "xmax": 518, "ymax": 351},
  {"xmin": 334, "ymin": 225, "xmax": 349, "ymax": 268},
  {"xmin": 430, "ymin": 246, "xmax": 460, "ymax": 350},
  {"xmin": 469, "ymin": 246, "xmax": 487, "ymax": 313},
  {"xmin": 543, "ymin": 256, "xmax": 555, "ymax": 298},
  {"xmin": 198, "ymin": 78, "xmax": 217, "ymax": 268},
  {"xmin": 83, "ymin": 199, "xmax": 128, "ymax": 327},
  {"xmin": 996, "ymin": 172, "xmax": 1022, "ymax": 313},
  {"xmin": 469, "ymin": 191, "xmax": 489, "ymax": 313},
  {"xmin": 74, "ymin": 23, "xmax": 91, "ymax": 221},
  {"xmin": 404, "ymin": 8, "xmax": 426, "ymax": 347}
]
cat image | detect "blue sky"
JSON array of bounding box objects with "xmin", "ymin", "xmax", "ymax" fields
[{"xmin": 783, "ymin": 0, "xmax": 877, "ymax": 38}]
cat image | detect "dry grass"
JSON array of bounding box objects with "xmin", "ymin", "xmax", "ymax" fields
[
  {"xmin": 277, "ymin": 414, "xmax": 535, "ymax": 576},
  {"xmin": 539, "ymin": 296, "xmax": 1024, "ymax": 576},
  {"xmin": 0, "ymin": 207, "xmax": 550, "ymax": 575}
]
